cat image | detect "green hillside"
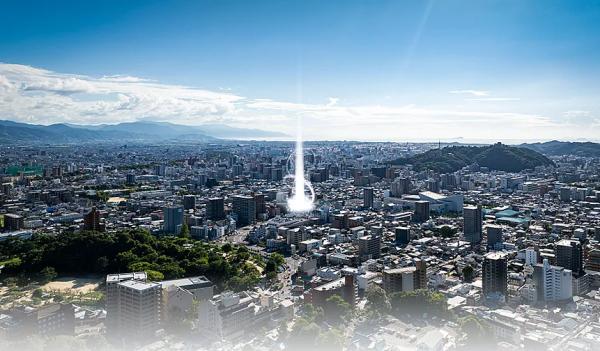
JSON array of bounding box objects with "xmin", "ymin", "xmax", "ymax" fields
[{"xmin": 391, "ymin": 143, "xmax": 554, "ymax": 173}]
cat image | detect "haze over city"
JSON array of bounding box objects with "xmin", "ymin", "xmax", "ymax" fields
[
  {"xmin": 1, "ymin": 0, "xmax": 600, "ymax": 141},
  {"xmin": 3, "ymin": 2, "xmax": 600, "ymax": 351}
]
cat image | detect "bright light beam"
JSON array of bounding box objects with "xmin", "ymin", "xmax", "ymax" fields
[{"xmin": 286, "ymin": 116, "xmax": 315, "ymax": 213}]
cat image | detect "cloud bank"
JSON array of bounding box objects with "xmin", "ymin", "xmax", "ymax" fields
[{"xmin": 0, "ymin": 63, "xmax": 597, "ymax": 141}]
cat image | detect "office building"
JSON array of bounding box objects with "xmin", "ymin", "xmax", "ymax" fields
[
  {"xmin": 254, "ymin": 193, "xmax": 266, "ymax": 215},
  {"xmin": 232, "ymin": 195, "xmax": 256, "ymax": 227},
  {"xmin": 559, "ymin": 187, "xmax": 571, "ymax": 202},
  {"xmin": 286, "ymin": 227, "xmax": 307, "ymax": 247},
  {"xmin": 555, "ymin": 239, "xmax": 584, "ymax": 277},
  {"xmin": 413, "ymin": 201, "xmax": 430, "ymax": 222},
  {"xmin": 271, "ymin": 168, "xmax": 283, "ymax": 181},
  {"xmin": 464, "ymin": 205, "xmax": 483, "ymax": 244},
  {"xmin": 482, "ymin": 252, "xmax": 508, "ymax": 298},
  {"xmin": 183, "ymin": 195, "xmax": 196, "ymax": 210},
  {"xmin": 395, "ymin": 226, "xmax": 410, "ymax": 246},
  {"xmin": 486, "ymin": 225, "xmax": 503, "ymax": 249},
  {"xmin": 363, "ymin": 187, "xmax": 374, "ymax": 209},
  {"xmin": 206, "ymin": 197, "xmax": 225, "ymax": 221},
  {"xmin": 163, "ymin": 206, "xmax": 184, "ymax": 235}
]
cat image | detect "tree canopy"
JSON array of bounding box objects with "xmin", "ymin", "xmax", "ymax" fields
[{"xmin": 0, "ymin": 229, "xmax": 263, "ymax": 291}]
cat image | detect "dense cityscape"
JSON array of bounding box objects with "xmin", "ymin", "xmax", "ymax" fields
[
  {"xmin": 0, "ymin": 139, "xmax": 599, "ymax": 350},
  {"xmin": 3, "ymin": 1, "xmax": 600, "ymax": 350}
]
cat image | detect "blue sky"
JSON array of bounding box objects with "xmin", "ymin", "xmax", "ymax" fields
[{"xmin": 1, "ymin": 0, "xmax": 600, "ymax": 141}]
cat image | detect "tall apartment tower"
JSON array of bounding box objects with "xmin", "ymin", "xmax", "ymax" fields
[
  {"xmin": 254, "ymin": 193, "xmax": 266, "ymax": 215},
  {"xmin": 363, "ymin": 187, "xmax": 374, "ymax": 209},
  {"xmin": 482, "ymin": 252, "xmax": 508, "ymax": 298},
  {"xmin": 232, "ymin": 195, "xmax": 256, "ymax": 227},
  {"xmin": 83, "ymin": 207, "xmax": 104, "ymax": 232},
  {"xmin": 113, "ymin": 280, "xmax": 162, "ymax": 338},
  {"xmin": 463, "ymin": 205, "xmax": 483, "ymax": 244},
  {"xmin": 105, "ymin": 272, "xmax": 148, "ymax": 336},
  {"xmin": 206, "ymin": 197, "xmax": 225, "ymax": 221},
  {"xmin": 358, "ymin": 234, "xmax": 381, "ymax": 259},
  {"xmin": 163, "ymin": 206, "xmax": 184, "ymax": 235},
  {"xmin": 555, "ymin": 239, "xmax": 584, "ymax": 278},
  {"xmin": 414, "ymin": 258, "xmax": 428, "ymax": 290},
  {"xmin": 533, "ymin": 259, "xmax": 573, "ymax": 302},
  {"xmin": 390, "ymin": 177, "xmax": 411, "ymax": 197}
]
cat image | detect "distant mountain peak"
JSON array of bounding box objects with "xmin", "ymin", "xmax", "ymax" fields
[{"xmin": 0, "ymin": 119, "xmax": 286, "ymax": 144}]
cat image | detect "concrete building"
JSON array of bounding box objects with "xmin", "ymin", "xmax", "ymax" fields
[
  {"xmin": 232, "ymin": 195, "xmax": 256, "ymax": 227},
  {"xmin": 358, "ymin": 234, "xmax": 381, "ymax": 259},
  {"xmin": 183, "ymin": 195, "xmax": 196, "ymax": 210},
  {"xmin": 113, "ymin": 280, "xmax": 162, "ymax": 337},
  {"xmin": 106, "ymin": 272, "xmax": 161, "ymax": 339},
  {"xmin": 363, "ymin": 187, "xmax": 374, "ymax": 209},
  {"xmin": 8, "ymin": 303, "xmax": 75, "ymax": 337},
  {"xmin": 382, "ymin": 260, "xmax": 427, "ymax": 293},
  {"xmin": 390, "ymin": 177, "xmax": 411, "ymax": 197},
  {"xmin": 163, "ymin": 206, "xmax": 184, "ymax": 235},
  {"xmin": 464, "ymin": 205, "xmax": 483, "ymax": 244},
  {"xmin": 383, "ymin": 267, "xmax": 416, "ymax": 293},
  {"xmin": 533, "ymin": 259, "xmax": 573, "ymax": 303},
  {"xmin": 395, "ymin": 226, "xmax": 410, "ymax": 246},
  {"xmin": 486, "ymin": 225, "xmax": 503, "ymax": 249},
  {"xmin": 161, "ymin": 276, "xmax": 214, "ymax": 323},
  {"xmin": 83, "ymin": 207, "xmax": 104, "ymax": 232},
  {"xmin": 3, "ymin": 213, "xmax": 23, "ymax": 231},
  {"xmin": 556, "ymin": 239, "xmax": 584, "ymax": 277},
  {"xmin": 482, "ymin": 252, "xmax": 508, "ymax": 298},
  {"xmin": 413, "ymin": 201, "xmax": 430, "ymax": 222},
  {"xmin": 105, "ymin": 272, "xmax": 148, "ymax": 335},
  {"xmin": 198, "ymin": 291, "xmax": 294, "ymax": 341},
  {"xmin": 206, "ymin": 197, "xmax": 226, "ymax": 221}
]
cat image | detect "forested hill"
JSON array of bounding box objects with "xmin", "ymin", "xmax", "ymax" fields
[
  {"xmin": 521, "ymin": 140, "xmax": 600, "ymax": 157},
  {"xmin": 391, "ymin": 143, "xmax": 554, "ymax": 173}
]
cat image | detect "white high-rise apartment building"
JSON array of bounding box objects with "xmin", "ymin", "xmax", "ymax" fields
[{"xmin": 533, "ymin": 259, "xmax": 572, "ymax": 302}]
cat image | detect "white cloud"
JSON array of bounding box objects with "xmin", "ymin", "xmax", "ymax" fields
[
  {"xmin": 0, "ymin": 63, "xmax": 244, "ymax": 125},
  {"xmin": 449, "ymin": 89, "xmax": 490, "ymax": 96},
  {"xmin": 467, "ymin": 97, "xmax": 521, "ymax": 102},
  {"xmin": 0, "ymin": 63, "xmax": 598, "ymax": 141},
  {"xmin": 562, "ymin": 110, "xmax": 598, "ymax": 126},
  {"xmin": 326, "ymin": 97, "xmax": 339, "ymax": 107}
]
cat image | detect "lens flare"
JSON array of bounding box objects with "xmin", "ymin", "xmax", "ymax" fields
[{"xmin": 287, "ymin": 118, "xmax": 315, "ymax": 213}]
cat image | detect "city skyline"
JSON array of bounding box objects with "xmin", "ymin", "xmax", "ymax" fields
[{"xmin": 1, "ymin": 0, "xmax": 600, "ymax": 142}]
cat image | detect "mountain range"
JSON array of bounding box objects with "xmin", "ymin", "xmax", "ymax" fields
[
  {"xmin": 0, "ymin": 120, "xmax": 288, "ymax": 144},
  {"xmin": 520, "ymin": 140, "xmax": 600, "ymax": 157},
  {"xmin": 391, "ymin": 143, "xmax": 554, "ymax": 173}
]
